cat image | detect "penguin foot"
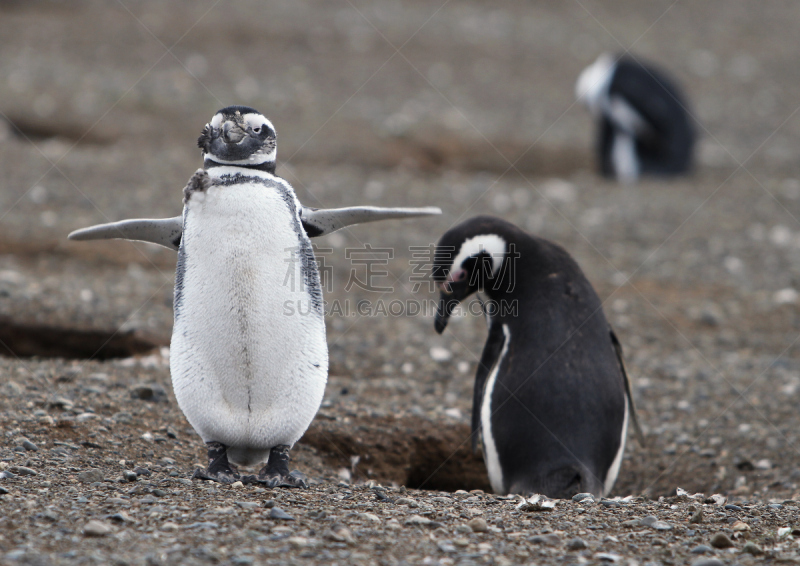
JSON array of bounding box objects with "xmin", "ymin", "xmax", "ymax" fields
[
  {"xmin": 192, "ymin": 441, "xmax": 241, "ymax": 484},
  {"xmin": 253, "ymin": 445, "xmax": 308, "ymax": 489}
]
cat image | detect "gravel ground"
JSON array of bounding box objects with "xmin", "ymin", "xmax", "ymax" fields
[{"xmin": 3, "ymin": 1, "xmax": 800, "ymax": 564}]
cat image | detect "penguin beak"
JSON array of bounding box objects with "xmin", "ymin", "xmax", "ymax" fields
[
  {"xmin": 434, "ymin": 275, "xmax": 471, "ymax": 334},
  {"xmin": 222, "ymin": 121, "xmax": 247, "ymax": 144},
  {"xmin": 434, "ymin": 290, "xmax": 462, "ymax": 334}
]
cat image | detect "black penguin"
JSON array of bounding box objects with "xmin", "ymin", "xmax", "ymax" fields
[
  {"xmin": 576, "ymin": 53, "xmax": 695, "ymax": 184},
  {"xmin": 433, "ymin": 216, "xmax": 641, "ymax": 498}
]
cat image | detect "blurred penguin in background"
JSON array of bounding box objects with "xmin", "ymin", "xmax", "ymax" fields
[{"xmin": 576, "ymin": 53, "xmax": 695, "ymax": 184}]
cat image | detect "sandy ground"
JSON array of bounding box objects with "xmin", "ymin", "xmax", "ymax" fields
[{"xmin": 3, "ymin": 0, "xmax": 800, "ymax": 564}]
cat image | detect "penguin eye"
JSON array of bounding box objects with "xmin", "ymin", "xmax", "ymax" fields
[{"xmin": 253, "ymin": 126, "xmax": 261, "ymax": 133}]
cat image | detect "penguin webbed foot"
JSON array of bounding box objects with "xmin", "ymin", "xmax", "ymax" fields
[
  {"xmin": 192, "ymin": 441, "xmax": 241, "ymax": 484},
  {"xmin": 252, "ymin": 445, "xmax": 308, "ymax": 489},
  {"xmin": 183, "ymin": 168, "xmax": 211, "ymax": 203}
]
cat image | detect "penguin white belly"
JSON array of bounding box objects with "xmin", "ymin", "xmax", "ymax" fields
[{"xmin": 170, "ymin": 175, "xmax": 327, "ymax": 466}]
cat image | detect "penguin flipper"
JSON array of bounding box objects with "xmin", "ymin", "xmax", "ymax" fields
[
  {"xmin": 68, "ymin": 217, "xmax": 183, "ymax": 251},
  {"xmin": 472, "ymin": 322, "xmax": 507, "ymax": 454},
  {"xmin": 610, "ymin": 329, "xmax": 645, "ymax": 446},
  {"xmin": 299, "ymin": 205, "xmax": 442, "ymax": 238}
]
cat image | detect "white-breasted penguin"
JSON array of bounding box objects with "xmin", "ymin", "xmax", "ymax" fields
[
  {"xmin": 576, "ymin": 53, "xmax": 695, "ymax": 184},
  {"xmin": 69, "ymin": 105, "xmax": 441, "ymax": 486},
  {"xmin": 433, "ymin": 216, "xmax": 642, "ymax": 498}
]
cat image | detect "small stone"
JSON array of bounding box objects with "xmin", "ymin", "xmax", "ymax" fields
[
  {"xmin": 328, "ymin": 524, "xmax": 354, "ymax": 544},
  {"xmin": 236, "ymin": 501, "xmax": 259, "ymax": 510},
  {"xmin": 690, "ymin": 560, "xmax": 724, "ymax": 566},
  {"xmin": 429, "ymin": 347, "xmax": 452, "ymax": 362},
  {"xmin": 690, "ymin": 509, "xmax": 704, "ymax": 523},
  {"xmin": 529, "ymin": 534, "xmax": 561, "ymax": 546},
  {"xmin": 357, "ymin": 512, "xmax": 381, "ymax": 523},
  {"xmin": 21, "ymin": 440, "xmax": 38, "ymax": 452},
  {"xmin": 133, "ymin": 467, "xmax": 151, "ymax": 477},
  {"xmin": 405, "ymin": 515, "xmax": 433, "ymax": 526},
  {"xmin": 742, "ymin": 541, "xmax": 763, "ymax": 555},
  {"xmin": 731, "ymin": 520, "xmax": 750, "ymax": 531},
  {"xmin": 11, "ymin": 466, "xmax": 37, "ymax": 476},
  {"xmin": 270, "ymin": 507, "xmax": 294, "ymax": 520},
  {"xmin": 394, "ymin": 497, "xmax": 419, "ymax": 508},
  {"xmin": 109, "ymin": 512, "xmax": 133, "ymax": 523},
  {"xmin": 724, "ymin": 504, "xmax": 741, "ymax": 511},
  {"xmin": 691, "ymin": 545, "xmax": 713, "ymax": 554},
  {"xmin": 130, "ymin": 383, "xmax": 168, "ymax": 403},
  {"xmin": 287, "ymin": 536, "xmax": 308, "ymax": 549},
  {"xmin": 161, "ymin": 521, "xmax": 179, "ymax": 531},
  {"xmin": 437, "ymin": 540, "xmax": 456, "ymax": 553},
  {"xmin": 122, "ymin": 471, "xmax": 138, "ymax": 482},
  {"xmin": 621, "ymin": 519, "xmax": 641, "ymax": 527},
  {"xmin": 572, "ymin": 492, "xmax": 594, "ymax": 503},
  {"xmin": 710, "ymin": 532, "xmax": 734, "ymax": 548},
  {"xmin": 262, "ymin": 499, "xmax": 275, "ymax": 508},
  {"xmin": 152, "ymin": 489, "xmax": 168, "ymax": 497},
  {"xmin": 0, "ymin": 487, "xmax": 8, "ymax": 495},
  {"xmin": 594, "ymin": 553, "xmax": 621, "ymax": 562},
  {"xmin": 566, "ymin": 537, "xmax": 587, "ymax": 551},
  {"xmin": 467, "ymin": 518, "xmax": 488, "ymax": 532},
  {"xmin": 82, "ymin": 520, "xmax": 112, "ymax": 536},
  {"xmin": 230, "ymin": 481, "xmax": 243, "ymax": 488}
]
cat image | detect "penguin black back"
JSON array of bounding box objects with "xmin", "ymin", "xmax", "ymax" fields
[
  {"xmin": 577, "ymin": 53, "xmax": 695, "ymax": 182},
  {"xmin": 433, "ymin": 216, "xmax": 639, "ymax": 498}
]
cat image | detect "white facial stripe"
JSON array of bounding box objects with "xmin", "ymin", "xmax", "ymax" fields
[
  {"xmin": 451, "ymin": 234, "xmax": 506, "ymax": 278},
  {"xmin": 575, "ymin": 53, "xmax": 616, "ymax": 115},
  {"xmin": 482, "ymin": 323, "xmax": 510, "ymax": 494},
  {"xmin": 242, "ymin": 113, "xmax": 274, "ymax": 133},
  {"xmin": 603, "ymin": 394, "xmax": 629, "ymax": 496},
  {"xmin": 209, "ymin": 112, "xmax": 274, "ymax": 133}
]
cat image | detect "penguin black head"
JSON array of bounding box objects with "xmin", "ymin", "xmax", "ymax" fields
[
  {"xmin": 575, "ymin": 53, "xmax": 616, "ymax": 116},
  {"xmin": 198, "ymin": 106, "xmax": 277, "ymax": 172},
  {"xmin": 432, "ymin": 216, "xmax": 521, "ymax": 334}
]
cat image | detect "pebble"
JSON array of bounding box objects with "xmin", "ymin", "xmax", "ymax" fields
[
  {"xmin": 566, "ymin": 537, "xmax": 587, "ymax": 550},
  {"xmin": 690, "ymin": 560, "xmax": 724, "ymax": 566},
  {"xmin": 572, "ymin": 493, "xmax": 594, "ymax": 503},
  {"xmin": 269, "ymin": 507, "xmax": 294, "ymax": 521},
  {"xmin": 742, "ymin": 541, "xmax": 763, "ymax": 555},
  {"xmin": 405, "ymin": 515, "xmax": 433, "ymax": 526},
  {"xmin": 11, "ymin": 466, "xmax": 37, "ymax": 476},
  {"xmin": 133, "ymin": 467, "xmax": 151, "ymax": 477},
  {"xmin": 78, "ymin": 469, "xmax": 104, "ymax": 483},
  {"xmin": 709, "ymin": 532, "xmax": 734, "ymax": 548},
  {"xmin": 594, "ymin": 552, "xmax": 621, "ymax": 562},
  {"xmin": 328, "ymin": 524, "xmax": 354, "ymax": 544},
  {"xmin": 467, "ymin": 518, "xmax": 488, "ymax": 532},
  {"xmin": 357, "ymin": 512, "xmax": 381, "ymax": 523},
  {"xmin": 21, "ymin": 440, "xmax": 38, "ymax": 452},
  {"xmin": 122, "ymin": 471, "xmax": 137, "ymax": 482},
  {"xmin": 437, "ymin": 540, "xmax": 456, "ymax": 553},
  {"xmin": 287, "ymin": 536, "xmax": 308, "ymax": 549},
  {"xmin": 530, "ymin": 534, "xmax": 561, "ymax": 546},
  {"xmin": 394, "ymin": 497, "xmax": 419, "ymax": 508},
  {"xmin": 82, "ymin": 520, "xmax": 112, "ymax": 536},
  {"xmin": 690, "ymin": 545, "xmax": 713, "ymax": 554},
  {"xmin": 641, "ymin": 515, "xmax": 673, "ymax": 530},
  {"xmin": 724, "ymin": 504, "xmax": 741, "ymax": 511},
  {"xmin": 689, "ymin": 509, "xmax": 704, "ymax": 523},
  {"xmin": 235, "ymin": 501, "xmax": 259, "ymax": 510},
  {"xmin": 130, "ymin": 383, "xmax": 168, "ymax": 403},
  {"xmin": 0, "ymin": 487, "xmax": 8, "ymax": 495}
]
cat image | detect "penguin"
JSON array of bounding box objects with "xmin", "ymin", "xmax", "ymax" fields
[
  {"xmin": 432, "ymin": 216, "xmax": 642, "ymax": 498},
  {"xmin": 69, "ymin": 105, "xmax": 441, "ymax": 486},
  {"xmin": 576, "ymin": 53, "xmax": 695, "ymax": 184}
]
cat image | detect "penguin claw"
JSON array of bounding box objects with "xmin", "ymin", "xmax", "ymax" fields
[
  {"xmin": 255, "ymin": 470, "xmax": 308, "ymax": 489},
  {"xmin": 191, "ymin": 467, "xmax": 240, "ymax": 484}
]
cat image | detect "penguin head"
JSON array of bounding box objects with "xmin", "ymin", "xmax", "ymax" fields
[
  {"xmin": 432, "ymin": 216, "xmax": 518, "ymax": 333},
  {"xmin": 198, "ymin": 106, "xmax": 277, "ymax": 170},
  {"xmin": 575, "ymin": 53, "xmax": 616, "ymax": 115}
]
